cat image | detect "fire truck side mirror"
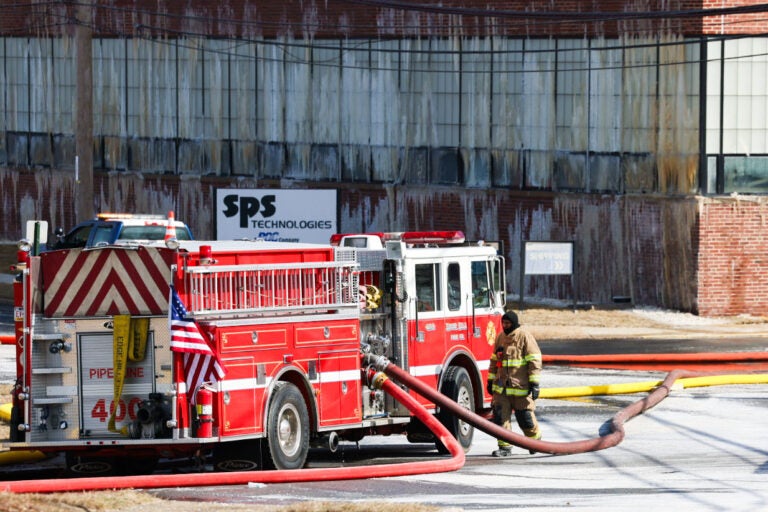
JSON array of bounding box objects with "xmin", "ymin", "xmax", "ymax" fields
[{"xmin": 385, "ymin": 241, "xmax": 405, "ymax": 259}]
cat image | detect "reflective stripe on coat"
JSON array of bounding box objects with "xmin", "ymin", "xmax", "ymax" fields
[{"xmin": 487, "ymin": 327, "xmax": 541, "ymax": 395}]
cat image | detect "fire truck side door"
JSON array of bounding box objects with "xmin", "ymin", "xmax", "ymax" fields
[
  {"xmin": 406, "ymin": 262, "xmax": 445, "ymax": 404},
  {"xmin": 445, "ymin": 261, "xmax": 471, "ymax": 347}
]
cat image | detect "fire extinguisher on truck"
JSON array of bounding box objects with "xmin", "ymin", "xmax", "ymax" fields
[{"xmin": 6, "ymin": 227, "xmax": 506, "ymax": 474}]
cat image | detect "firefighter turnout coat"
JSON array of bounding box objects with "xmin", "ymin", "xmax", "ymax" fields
[{"xmin": 488, "ymin": 327, "xmax": 542, "ymax": 397}]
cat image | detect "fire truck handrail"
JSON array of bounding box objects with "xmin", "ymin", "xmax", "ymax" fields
[
  {"xmin": 184, "ymin": 261, "xmax": 357, "ymax": 274},
  {"xmin": 190, "ymin": 304, "xmax": 360, "ymax": 319},
  {"xmin": 182, "ymin": 260, "xmax": 361, "ymax": 316}
]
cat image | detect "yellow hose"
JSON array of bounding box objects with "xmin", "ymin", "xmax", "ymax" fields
[
  {"xmin": 676, "ymin": 373, "xmax": 768, "ymax": 388},
  {"xmin": 0, "ymin": 403, "xmax": 11, "ymax": 423},
  {"xmin": 0, "ymin": 450, "xmax": 46, "ymax": 465},
  {"xmin": 542, "ymin": 373, "xmax": 768, "ymax": 399},
  {"xmin": 542, "ymin": 380, "xmax": 664, "ymax": 398},
  {"xmin": 0, "ymin": 404, "xmax": 47, "ymax": 465}
]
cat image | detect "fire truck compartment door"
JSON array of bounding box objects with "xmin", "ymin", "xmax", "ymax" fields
[
  {"xmin": 220, "ymin": 356, "xmax": 261, "ymax": 436},
  {"xmin": 317, "ymin": 350, "xmax": 362, "ymax": 427},
  {"xmin": 79, "ymin": 331, "xmax": 156, "ymax": 436}
]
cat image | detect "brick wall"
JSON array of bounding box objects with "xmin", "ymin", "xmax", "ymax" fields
[
  {"xmin": 697, "ymin": 197, "xmax": 768, "ymax": 316},
  {"xmin": 1, "ymin": 166, "xmax": 706, "ymax": 312},
  {"xmin": 1, "ymin": 1, "xmax": 765, "ymax": 38},
  {"xmin": 5, "ymin": 167, "xmax": 768, "ymax": 316}
]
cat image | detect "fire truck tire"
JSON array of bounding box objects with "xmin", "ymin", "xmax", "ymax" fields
[
  {"xmin": 435, "ymin": 366, "xmax": 475, "ymax": 454},
  {"xmin": 265, "ymin": 382, "xmax": 310, "ymax": 470}
]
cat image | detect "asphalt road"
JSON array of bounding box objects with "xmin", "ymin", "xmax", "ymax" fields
[
  {"xmin": 1, "ymin": 297, "xmax": 767, "ymax": 510},
  {"xmin": 541, "ymin": 337, "xmax": 768, "ymax": 355},
  {"xmin": 0, "ymin": 298, "xmax": 12, "ymax": 334},
  {"xmin": 1, "ymin": 361, "xmax": 766, "ymax": 510},
  {"xmin": 145, "ymin": 365, "xmax": 768, "ymax": 511}
]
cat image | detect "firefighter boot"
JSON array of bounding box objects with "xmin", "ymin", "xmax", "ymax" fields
[{"xmin": 492, "ymin": 446, "xmax": 513, "ymax": 457}]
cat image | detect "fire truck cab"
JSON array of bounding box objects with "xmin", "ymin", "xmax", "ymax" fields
[{"xmin": 7, "ymin": 230, "xmax": 505, "ymax": 474}]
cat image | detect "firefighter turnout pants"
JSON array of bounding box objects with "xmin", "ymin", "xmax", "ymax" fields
[{"xmin": 492, "ymin": 394, "xmax": 541, "ymax": 448}]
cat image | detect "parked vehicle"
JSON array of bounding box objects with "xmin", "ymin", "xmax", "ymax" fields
[
  {"xmin": 48, "ymin": 212, "xmax": 193, "ymax": 250},
  {"xmin": 7, "ymin": 230, "xmax": 505, "ymax": 474}
]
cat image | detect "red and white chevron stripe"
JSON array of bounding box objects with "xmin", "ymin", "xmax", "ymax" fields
[{"xmin": 42, "ymin": 246, "xmax": 174, "ymax": 317}]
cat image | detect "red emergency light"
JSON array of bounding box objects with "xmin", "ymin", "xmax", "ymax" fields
[
  {"xmin": 199, "ymin": 244, "xmax": 214, "ymax": 264},
  {"xmin": 400, "ymin": 231, "xmax": 465, "ymax": 244}
]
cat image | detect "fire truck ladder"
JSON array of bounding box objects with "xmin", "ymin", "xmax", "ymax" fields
[{"xmin": 182, "ymin": 261, "xmax": 360, "ymax": 317}]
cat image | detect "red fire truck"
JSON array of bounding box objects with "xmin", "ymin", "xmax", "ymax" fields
[{"xmin": 7, "ymin": 229, "xmax": 506, "ymax": 474}]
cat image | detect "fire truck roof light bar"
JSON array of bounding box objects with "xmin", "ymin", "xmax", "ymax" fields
[
  {"xmin": 330, "ymin": 230, "xmax": 465, "ymax": 246},
  {"xmin": 96, "ymin": 212, "xmax": 166, "ymax": 220}
]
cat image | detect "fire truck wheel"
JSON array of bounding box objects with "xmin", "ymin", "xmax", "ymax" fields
[
  {"xmin": 436, "ymin": 366, "xmax": 475, "ymax": 454},
  {"xmin": 265, "ymin": 382, "xmax": 310, "ymax": 470}
]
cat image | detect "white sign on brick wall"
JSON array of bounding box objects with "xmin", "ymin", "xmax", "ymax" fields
[
  {"xmin": 524, "ymin": 241, "xmax": 573, "ymax": 275},
  {"xmin": 215, "ymin": 189, "xmax": 337, "ymax": 244}
]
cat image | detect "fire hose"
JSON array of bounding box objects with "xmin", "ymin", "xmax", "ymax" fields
[
  {"xmin": 1, "ymin": 354, "xmax": 767, "ymax": 492},
  {"xmin": 0, "ymin": 370, "xmax": 464, "ymax": 493},
  {"xmin": 364, "ymin": 353, "xmax": 768, "ymax": 455}
]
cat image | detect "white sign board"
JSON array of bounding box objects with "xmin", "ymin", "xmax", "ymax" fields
[
  {"xmin": 524, "ymin": 242, "xmax": 573, "ymax": 275},
  {"xmin": 25, "ymin": 220, "xmax": 48, "ymax": 244},
  {"xmin": 215, "ymin": 189, "xmax": 337, "ymax": 244}
]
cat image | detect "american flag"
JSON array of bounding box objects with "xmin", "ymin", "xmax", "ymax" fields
[{"xmin": 169, "ymin": 286, "xmax": 226, "ymax": 399}]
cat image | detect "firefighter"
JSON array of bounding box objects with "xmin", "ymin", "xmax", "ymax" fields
[{"xmin": 486, "ymin": 310, "xmax": 542, "ymax": 457}]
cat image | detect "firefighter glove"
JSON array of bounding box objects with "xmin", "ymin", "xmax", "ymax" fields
[
  {"xmin": 487, "ymin": 381, "xmax": 493, "ymax": 395},
  {"xmin": 529, "ymin": 383, "xmax": 540, "ymax": 400}
]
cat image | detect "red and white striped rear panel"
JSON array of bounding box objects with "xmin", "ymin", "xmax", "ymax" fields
[{"xmin": 42, "ymin": 247, "xmax": 174, "ymax": 317}]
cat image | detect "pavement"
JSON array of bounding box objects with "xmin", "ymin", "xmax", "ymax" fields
[
  {"xmin": 529, "ymin": 322, "xmax": 768, "ymax": 342},
  {"xmin": 0, "ymin": 293, "xmax": 767, "ymax": 510}
]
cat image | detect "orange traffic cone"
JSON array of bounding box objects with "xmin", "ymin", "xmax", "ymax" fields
[{"xmin": 165, "ymin": 211, "xmax": 177, "ymax": 240}]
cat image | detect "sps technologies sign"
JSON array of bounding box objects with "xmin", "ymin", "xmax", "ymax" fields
[{"xmin": 215, "ymin": 189, "xmax": 337, "ymax": 243}]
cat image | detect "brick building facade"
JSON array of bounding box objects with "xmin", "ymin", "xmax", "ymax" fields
[{"xmin": 2, "ymin": 1, "xmax": 768, "ymax": 315}]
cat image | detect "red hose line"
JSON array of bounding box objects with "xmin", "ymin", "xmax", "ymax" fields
[
  {"xmin": 545, "ymin": 352, "xmax": 768, "ymax": 364},
  {"xmin": 373, "ymin": 355, "xmax": 731, "ymax": 456},
  {"xmin": 3, "ymin": 353, "xmax": 754, "ymax": 493},
  {"xmin": 0, "ymin": 372, "xmax": 464, "ymax": 493},
  {"xmin": 0, "ymin": 334, "xmax": 14, "ymax": 345}
]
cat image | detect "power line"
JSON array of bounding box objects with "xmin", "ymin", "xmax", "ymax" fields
[
  {"xmin": 337, "ymin": 0, "xmax": 768, "ymax": 21},
  {"xmin": 124, "ymin": 22, "xmax": 768, "ymax": 75},
  {"xmin": 6, "ymin": 1, "xmax": 768, "ymax": 76},
  {"xmin": 5, "ymin": 0, "xmax": 766, "ymax": 37}
]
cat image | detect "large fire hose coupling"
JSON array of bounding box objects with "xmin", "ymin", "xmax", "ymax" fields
[
  {"xmin": 362, "ymin": 366, "xmax": 377, "ymax": 388},
  {"xmin": 370, "ymin": 371, "xmax": 389, "ymax": 390},
  {"xmin": 362, "ymin": 353, "xmax": 390, "ymax": 371}
]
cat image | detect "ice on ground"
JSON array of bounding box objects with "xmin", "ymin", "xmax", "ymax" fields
[{"xmin": 630, "ymin": 306, "xmax": 730, "ymax": 326}]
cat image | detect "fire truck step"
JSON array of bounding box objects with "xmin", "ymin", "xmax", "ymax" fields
[{"xmin": 31, "ymin": 367, "xmax": 72, "ymax": 375}]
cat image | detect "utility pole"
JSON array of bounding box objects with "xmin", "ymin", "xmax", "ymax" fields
[{"xmin": 75, "ymin": 2, "xmax": 94, "ymax": 222}]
